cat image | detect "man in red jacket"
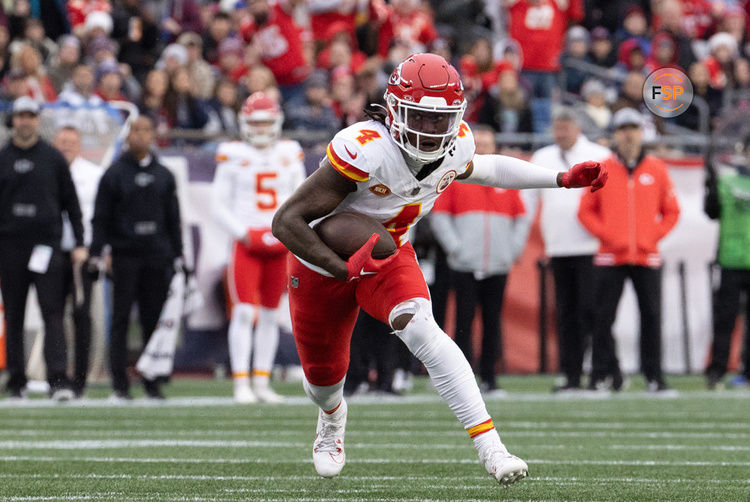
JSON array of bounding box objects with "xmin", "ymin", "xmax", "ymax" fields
[{"xmin": 578, "ymin": 108, "xmax": 680, "ymax": 393}]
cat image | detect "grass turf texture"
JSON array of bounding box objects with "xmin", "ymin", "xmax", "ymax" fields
[{"xmin": 0, "ymin": 376, "xmax": 748, "ymax": 502}]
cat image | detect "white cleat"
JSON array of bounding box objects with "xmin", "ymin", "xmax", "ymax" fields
[
  {"xmin": 480, "ymin": 448, "xmax": 529, "ymax": 487},
  {"xmin": 254, "ymin": 386, "xmax": 285, "ymax": 404},
  {"xmin": 312, "ymin": 400, "xmax": 347, "ymax": 478},
  {"xmin": 234, "ymin": 385, "xmax": 258, "ymax": 404}
]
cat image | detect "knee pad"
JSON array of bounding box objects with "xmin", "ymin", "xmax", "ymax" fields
[
  {"xmin": 231, "ymin": 303, "xmax": 255, "ymax": 325},
  {"xmin": 390, "ymin": 298, "xmax": 448, "ymax": 362}
]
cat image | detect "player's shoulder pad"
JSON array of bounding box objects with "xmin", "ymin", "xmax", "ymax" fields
[
  {"xmin": 326, "ymin": 120, "xmax": 388, "ymax": 183},
  {"xmin": 279, "ymin": 138, "xmax": 304, "ymax": 161},
  {"xmin": 452, "ymin": 121, "xmax": 476, "ymax": 175},
  {"xmin": 215, "ymin": 141, "xmax": 246, "ymax": 162}
]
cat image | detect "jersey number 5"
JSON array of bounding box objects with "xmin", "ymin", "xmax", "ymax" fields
[
  {"xmin": 383, "ymin": 203, "xmax": 421, "ymax": 246},
  {"xmin": 256, "ymin": 172, "xmax": 278, "ymax": 210}
]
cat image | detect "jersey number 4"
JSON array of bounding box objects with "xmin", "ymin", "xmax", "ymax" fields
[
  {"xmin": 383, "ymin": 203, "xmax": 421, "ymax": 246},
  {"xmin": 356, "ymin": 129, "xmax": 381, "ymax": 145},
  {"xmin": 256, "ymin": 172, "xmax": 278, "ymax": 210}
]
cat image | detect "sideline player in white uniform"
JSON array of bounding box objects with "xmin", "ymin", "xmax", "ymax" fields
[
  {"xmin": 212, "ymin": 92, "xmax": 306, "ymax": 403},
  {"xmin": 272, "ymin": 54, "xmax": 607, "ymax": 486}
]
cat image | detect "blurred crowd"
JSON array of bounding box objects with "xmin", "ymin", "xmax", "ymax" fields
[{"xmin": 2, "ymin": 0, "xmax": 750, "ymax": 149}]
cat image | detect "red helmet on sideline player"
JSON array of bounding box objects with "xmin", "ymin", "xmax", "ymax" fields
[
  {"xmin": 384, "ymin": 53, "xmax": 467, "ymax": 163},
  {"xmin": 239, "ymin": 92, "xmax": 283, "ymax": 148}
]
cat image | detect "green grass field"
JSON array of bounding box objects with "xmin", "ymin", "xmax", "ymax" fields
[{"xmin": 0, "ymin": 375, "xmax": 748, "ymax": 502}]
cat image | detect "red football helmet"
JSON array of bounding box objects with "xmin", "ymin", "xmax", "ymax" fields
[
  {"xmin": 385, "ymin": 53, "xmax": 467, "ymax": 162},
  {"xmin": 239, "ymin": 92, "xmax": 283, "ymax": 147}
]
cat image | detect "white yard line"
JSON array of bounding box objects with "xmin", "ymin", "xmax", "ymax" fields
[
  {"xmin": 1, "ymin": 455, "xmax": 749, "ymax": 467},
  {"xmin": 2, "ymin": 390, "xmax": 749, "ymax": 409}
]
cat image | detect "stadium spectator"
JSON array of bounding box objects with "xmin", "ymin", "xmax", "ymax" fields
[
  {"xmin": 15, "ymin": 0, "xmax": 68, "ymax": 41},
  {"xmin": 459, "ymin": 37, "xmax": 508, "ymax": 96},
  {"xmin": 653, "ymin": 0, "xmax": 697, "ymax": 71},
  {"xmin": 245, "ymin": 65, "xmax": 279, "ymax": 97},
  {"xmin": 284, "ymin": 70, "xmax": 338, "ymax": 140},
  {"xmin": 587, "ymin": 26, "xmax": 617, "ymax": 68},
  {"xmin": 161, "ymin": 0, "xmax": 203, "ymax": 43},
  {"xmin": 354, "ymin": 58, "xmax": 387, "ymax": 106},
  {"xmin": 21, "ymin": 18, "xmax": 56, "ymax": 63},
  {"xmin": 239, "ymin": 0, "xmax": 310, "ymax": 104},
  {"xmin": 734, "ymin": 58, "xmax": 750, "ymax": 91},
  {"xmin": 68, "ymin": 0, "xmax": 111, "ymax": 36},
  {"xmin": 90, "ymin": 115, "xmax": 183, "ymax": 401},
  {"xmin": 177, "ymin": 32, "xmax": 215, "ymax": 100},
  {"xmin": 211, "ymin": 92, "xmax": 305, "ymax": 403},
  {"xmin": 201, "ymin": 10, "xmax": 232, "ymax": 65},
  {"xmin": 85, "ymin": 35, "xmax": 118, "ymax": 67},
  {"xmin": 579, "ymin": 79, "xmax": 611, "ymax": 133},
  {"xmin": 704, "ymin": 136, "xmax": 750, "ymax": 390},
  {"xmin": 94, "ymin": 62, "xmax": 128, "ymax": 102},
  {"xmin": 615, "ymin": 38, "xmax": 648, "ymax": 76},
  {"xmin": 377, "ymin": 0, "xmax": 439, "ymax": 58},
  {"xmin": 81, "ymin": 11, "xmax": 114, "ymax": 42},
  {"xmin": 48, "ymin": 35, "xmax": 81, "ymax": 93},
  {"xmin": 307, "ymin": 0, "xmax": 357, "ymax": 48},
  {"xmin": 111, "ymin": 0, "xmax": 160, "ymax": 82},
  {"xmin": 156, "ymin": 43, "xmax": 188, "ymax": 77},
  {"xmin": 578, "ymin": 108, "xmax": 680, "ymax": 393},
  {"xmin": 475, "ymin": 65, "xmax": 533, "ymax": 134},
  {"xmin": 205, "ymin": 79, "xmax": 241, "ymax": 137},
  {"xmin": 506, "ymin": 0, "xmax": 583, "ymax": 133},
  {"xmin": 703, "ymin": 32, "xmax": 738, "ymax": 90},
  {"xmin": 138, "ymin": 69, "xmax": 170, "ymax": 135},
  {"xmin": 215, "ymin": 37, "xmax": 247, "ymax": 82},
  {"xmin": 612, "ymin": 71, "xmax": 658, "ymax": 140},
  {"xmin": 647, "ymin": 32, "xmax": 680, "ymax": 71},
  {"xmin": 164, "ymin": 66, "xmax": 209, "ymax": 135},
  {"xmin": 316, "ymin": 21, "xmax": 367, "ymax": 73},
  {"xmin": 561, "ymin": 25, "xmax": 591, "ymax": 94},
  {"xmin": 11, "ymin": 43, "xmax": 56, "ymax": 102},
  {"xmin": 54, "ymin": 125, "xmax": 104, "ymax": 399},
  {"xmin": 319, "ymin": 37, "xmax": 366, "ymax": 74},
  {"xmin": 58, "ymin": 63, "xmax": 103, "ymax": 106},
  {"xmin": 431, "ymin": 126, "xmax": 534, "ymax": 393},
  {"xmin": 677, "ymin": 61, "xmax": 722, "ymax": 131},
  {"xmin": 0, "ymin": 25, "xmax": 11, "ymax": 80},
  {"xmin": 0, "ymin": 69, "xmax": 30, "ymax": 101},
  {"xmin": 614, "ymin": 5, "xmax": 650, "ymax": 54},
  {"xmin": 0, "ymin": 97, "xmax": 86, "ymax": 402},
  {"xmin": 524, "ymin": 108, "xmax": 611, "ymax": 392}
]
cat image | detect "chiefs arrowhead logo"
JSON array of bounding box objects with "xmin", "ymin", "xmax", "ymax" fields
[{"xmin": 369, "ymin": 184, "xmax": 391, "ymax": 197}]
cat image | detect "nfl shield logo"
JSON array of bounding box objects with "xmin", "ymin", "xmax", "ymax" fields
[{"xmin": 290, "ymin": 276, "xmax": 299, "ymax": 288}]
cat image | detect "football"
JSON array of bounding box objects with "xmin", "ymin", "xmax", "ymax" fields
[{"xmin": 314, "ymin": 211, "xmax": 397, "ymax": 260}]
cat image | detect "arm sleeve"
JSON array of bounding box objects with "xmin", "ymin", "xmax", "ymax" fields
[
  {"xmin": 90, "ymin": 169, "xmax": 114, "ymax": 257},
  {"xmin": 211, "ymin": 163, "xmax": 247, "ymax": 240},
  {"xmin": 59, "ymin": 156, "xmax": 85, "ymax": 247},
  {"xmin": 165, "ymin": 172, "xmax": 184, "ymax": 259},
  {"xmin": 462, "ymin": 154, "xmax": 560, "ymax": 189}
]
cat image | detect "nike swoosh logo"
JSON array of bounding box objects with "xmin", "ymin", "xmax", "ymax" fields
[
  {"xmin": 359, "ymin": 267, "xmax": 376, "ymax": 276},
  {"xmin": 344, "ymin": 146, "xmax": 358, "ymax": 160}
]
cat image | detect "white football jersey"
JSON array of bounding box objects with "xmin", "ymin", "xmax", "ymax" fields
[
  {"xmin": 212, "ymin": 139, "xmax": 306, "ymax": 239},
  {"xmin": 322, "ymin": 119, "xmax": 475, "ymax": 246}
]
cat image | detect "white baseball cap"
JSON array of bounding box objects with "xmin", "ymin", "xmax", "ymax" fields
[{"xmin": 12, "ymin": 96, "xmax": 40, "ymax": 115}]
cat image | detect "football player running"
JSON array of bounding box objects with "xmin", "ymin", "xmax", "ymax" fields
[
  {"xmin": 212, "ymin": 92, "xmax": 306, "ymax": 403},
  {"xmin": 272, "ymin": 54, "xmax": 606, "ymax": 485}
]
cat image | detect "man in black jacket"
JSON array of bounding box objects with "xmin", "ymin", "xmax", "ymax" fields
[
  {"xmin": 90, "ymin": 115, "xmax": 183, "ymax": 400},
  {"xmin": 0, "ymin": 97, "xmax": 88, "ymax": 401}
]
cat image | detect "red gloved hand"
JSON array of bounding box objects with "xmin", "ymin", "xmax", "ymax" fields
[
  {"xmin": 561, "ymin": 161, "xmax": 608, "ymax": 192},
  {"xmin": 345, "ymin": 234, "xmax": 398, "ymax": 282}
]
